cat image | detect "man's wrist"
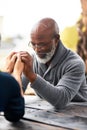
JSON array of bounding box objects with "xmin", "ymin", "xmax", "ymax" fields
[{"xmin": 28, "ymin": 73, "xmax": 37, "ymax": 83}]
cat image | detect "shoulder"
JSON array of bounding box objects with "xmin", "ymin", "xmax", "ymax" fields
[
  {"xmin": 0, "ymin": 72, "xmax": 15, "ymax": 81},
  {"xmin": 0, "ymin": 72, "xmax": 20, "ymax": 90},
  {"xmin": 65, "ymin": 51, "xmax": 85, "ymax": 73}
]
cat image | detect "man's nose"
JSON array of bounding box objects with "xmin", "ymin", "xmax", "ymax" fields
[{"xmin": 34, "ymin": 45, "xmax": 41, "ymax": 52}]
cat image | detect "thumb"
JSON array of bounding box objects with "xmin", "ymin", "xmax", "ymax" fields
[{"xmin": 16, "ymin": 53, "xmax": 22, "ymax": 62}]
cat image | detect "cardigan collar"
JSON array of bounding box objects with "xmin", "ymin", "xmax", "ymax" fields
[
  {"xmin": 36, "ymin": 40, "xmax": 69, "ymax": 71},
  {"xmin": 47, "ymin": 40, "xmax": 69, "ymax": 69}
]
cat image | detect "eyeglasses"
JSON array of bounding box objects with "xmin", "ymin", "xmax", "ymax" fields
[
  {"xmin": 28, "ymin": 41, "xmax": 52, "ymax": 49},
  {"xmin": 28, "ymin": 35, "xmax": 57, "ymax": 49}
]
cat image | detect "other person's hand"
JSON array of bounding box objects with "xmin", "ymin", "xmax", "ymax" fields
[{"xmin": 3, "ymin": 52, "xmax": 17, "ymax": 73}]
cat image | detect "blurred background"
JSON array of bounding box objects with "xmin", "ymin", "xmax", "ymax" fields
[{"xmin": 0, "ymin": 0, "xmax": 81, "ymax": 60}]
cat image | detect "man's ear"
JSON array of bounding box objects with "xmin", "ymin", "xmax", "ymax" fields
[{"xmin": 55, "ymin": 34, "xmax": 60, "ymax": 43}]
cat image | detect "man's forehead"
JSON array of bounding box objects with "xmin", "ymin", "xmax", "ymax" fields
[{"xmin": 31, "ymin": 30, "xmax": 53, "ymax": 41}]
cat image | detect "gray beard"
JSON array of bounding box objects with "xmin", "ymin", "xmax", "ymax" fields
[{"xmin": 35, "ymin": 44, "xmax": 56, "ymax": 64}]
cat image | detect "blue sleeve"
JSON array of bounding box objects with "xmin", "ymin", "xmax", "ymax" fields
[
  {"xmin": 4, "ymin": 97, "xmax": 25, "ymax": 122},
  {"xmin": 0, "ymin": 72, "xmax": 25, "ymax": 122}
]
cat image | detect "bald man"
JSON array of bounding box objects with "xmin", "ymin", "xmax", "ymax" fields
[{"xmin": 7, "ymin": 18, "xmax": 87, "ymax": 109}]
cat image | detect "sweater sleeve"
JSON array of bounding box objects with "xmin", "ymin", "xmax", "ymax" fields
[
  {"xmin": 31, "ymin": 59, "xmax": 86, "ymax": 109},
  {"xmin": 0, "ymin": 72, "xmax": 25, "ymax": 122},
  {"xmin": 4, "ymin": 96, "xmax": 25, "ymax": 122}
]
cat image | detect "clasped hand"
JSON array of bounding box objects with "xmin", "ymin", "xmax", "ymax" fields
[
  {"xmin": 3, "ymin": 51, "xmax": 34, "ymax": 79},
  {"xmin": 3, "ymin": 51, "xmax": 36, "ymax": 85},
  {"xmin": 3, "ymin": 52, "xmax": 24, "ymax": 76}
]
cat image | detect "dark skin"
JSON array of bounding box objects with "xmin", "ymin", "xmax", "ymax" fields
[{"xmin": 19, "ymin": 18, "xmax": 59, "ymax": 83}]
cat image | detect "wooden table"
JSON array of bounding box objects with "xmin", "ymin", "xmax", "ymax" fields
[
  {"xmin": 0, "ymin": 95, "xmax": 87, "ymax": 130},
  {"xmin": 0, "ymin": 115, "xmax": 68, "ymax": 130}
]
